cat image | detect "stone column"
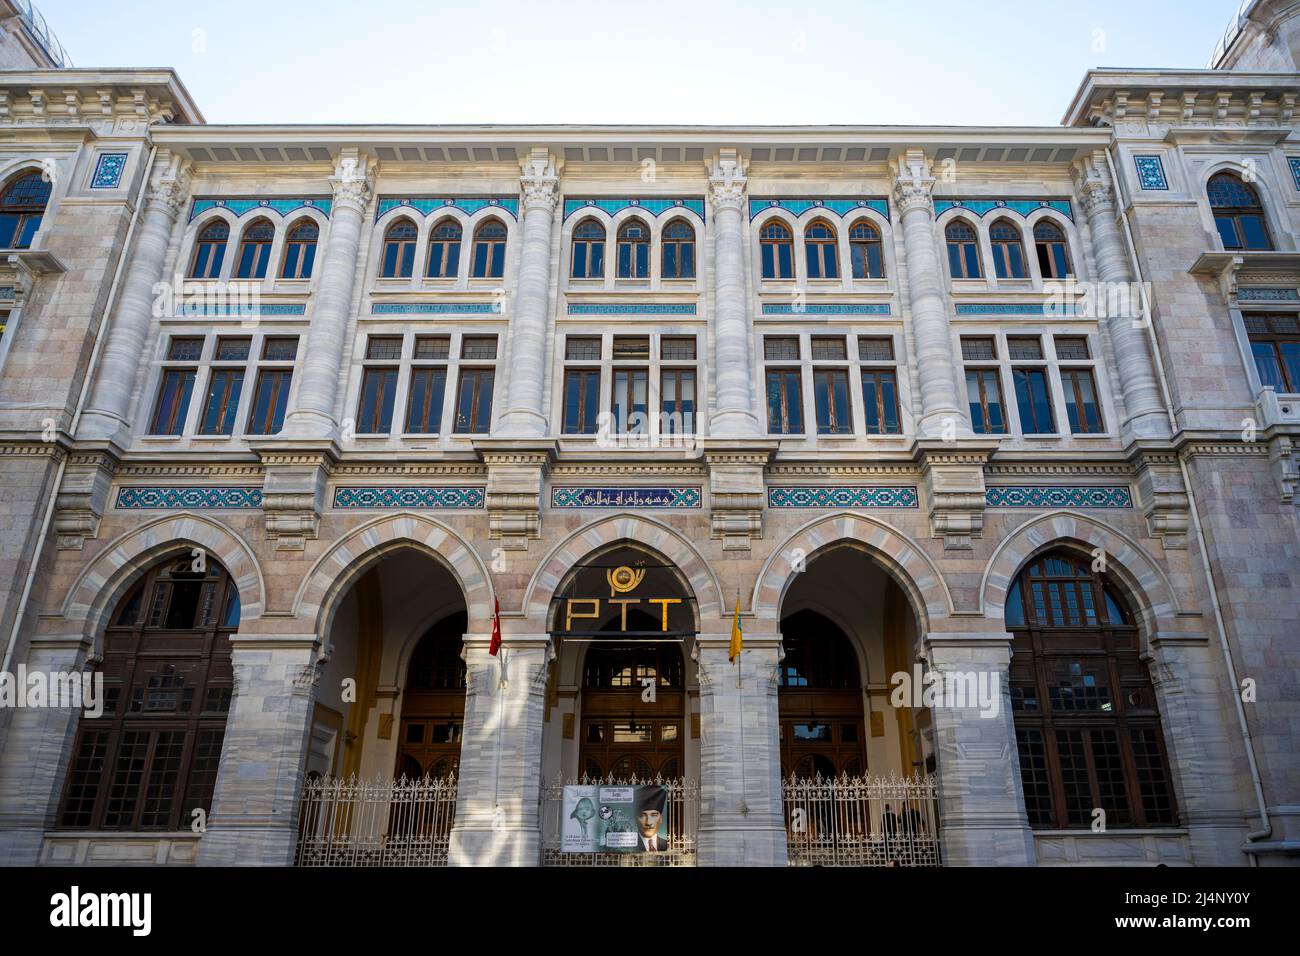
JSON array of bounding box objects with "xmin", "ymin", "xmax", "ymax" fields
[
  {"xmin": 495, "ymin": 149, "xmax": 559, "ymax": 438},
  {"xmin": 279, "ymin": 149, "xmax": 372, "ymax": 440},
  {"xmin": 895, "ymin": 150, "xmax": 969, "ymax": 438},
  {"xmin": 923, "ymin": 631, "xmax": 1035, "ymax": 865},
  {"xmin": 694, "ymin": 634, "xmax": 788, "ymax": 866},
  {"xmin": 78, "ymin": 154, "xmax": 190, "ymax": 445},
  {"xmin": 195, "ymin": 636, "xmax": 319, "ymax": 866},
  {"xmin": 707, "ymin": 149, "xmax": 762, "ymax": 438},
  {"xmin": 1075, "ymin": 151, "xmax": 1168, "ymax": 440},
  {"xmin": 448, "ymin": 637, "xmax": 550, "ymax": 865}
]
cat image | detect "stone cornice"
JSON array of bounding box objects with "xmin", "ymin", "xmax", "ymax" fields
[
  {"xmin": 0, "ymin": 439, "xmax": 67, "ymax": 462},
  {"xmin": 0, "ymin": 69, "xmax": 204, "ymax": 127},
  {"xmin": 767, "ymin": 462, "xmax": 921, "ymax": 478}
]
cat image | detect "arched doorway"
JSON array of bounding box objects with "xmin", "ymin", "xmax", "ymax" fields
[
  {"xmin": 396, "ymin": 611, "xmax": 467, "ymax": 779},
  {"xmin": 777, "ymin": 609, "xmax": 867, "ymax": 778}
]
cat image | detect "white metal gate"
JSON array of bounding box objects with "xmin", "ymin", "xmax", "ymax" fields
[
  {"xmin": 783, "ymin": 772, "xmax": 941, "ymax": 866},
  {"xmin": 295, "ymin": 774, "xmax": 458, "ymax": 866},
  {"xmin": 541, "ymin": 774, "xmax": 699, "ymax": 866}
]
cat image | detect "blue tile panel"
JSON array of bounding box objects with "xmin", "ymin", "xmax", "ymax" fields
[
  {"xmin": 189, "ymin": 197, "xmax": 332, "ymax": 222},
  {"xmin": 90, "ymin": 152, "xmax": 129, "ymax": 189},
  {"xmin": 371, "ymin": 302, "xmax": 501, "ymax": 315},
  {"xmin": 750, "ymin": 198, "xmax": 890, "ymax": 222},
  {"xmin": 985, "ymin": 486, "xmax": 1133, "ymax": 509},
  {"xmin": 1237, "ymin": 287, "xmax": 1300, "ymax": 301},
  {"xmin": 116, "ymin": 487, "xmax": 263, "ymax": 509},
  {"xmin": 564, "ymin": 197, "xmax": 706, "ymax": 222},
  {"xmin": 933, "ymin": 199, "xmax": 1073, "ymax": 221},
  {"xmin": 1289, "ymin": 157, "xmax": 1300, "ymax": 191},
  {"xmin": 0, "ymin": 286, "xmax": 14, "ymax": 300},
  {"xmin": 551, "ymin": 487, "xmax": 702, "ymax": 508},
  {"xmin": 1133, "ymin": 155, "xmax": 1169, "ymax": 191},
  {"xmin": 954, "ymin": 303, "xmax": 1078, "ymax": 317},
  {"xmin": 761, "ymin": 303, "xmax": 891, "ymax": 315},
  {"xmin": 375, "ymin": 197, "xmax": 518, "ymax": 221},
  {"xmin": 332, "ymin": 487, "xmax": 485, "ymax": 509},
  {"xmin": 767, "ymin": 486, "xmax": 919, "ymax": 509},
  {"xmin": 176, "ymin": 303, "xmax": 307, "ymax": 317},
  {"xmin": 565, "ymin": 303, "xmax": 697, "ymax": 315}
]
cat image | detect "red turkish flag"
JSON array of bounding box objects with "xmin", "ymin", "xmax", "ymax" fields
[{"xmin": 489, "ymin": 597, "xmax": 502, "ymax": 656}]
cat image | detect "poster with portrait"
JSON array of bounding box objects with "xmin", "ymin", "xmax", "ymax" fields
[{"xmin": 560, "ymin": 785, "xmax": 669, "ymax": 853}]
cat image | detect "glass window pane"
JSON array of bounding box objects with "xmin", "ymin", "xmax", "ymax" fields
[{"xmin": 405, "ymin": 368, "xmax": 447, "ymax": 433}]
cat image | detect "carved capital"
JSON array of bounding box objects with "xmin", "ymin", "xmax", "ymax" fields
[
  {"xmin": 893, "ymin": 148, "xmax": 935, "ymax": 217},
  {"xmin": 520, "ymin": 147, "xmax": 560, "ymax": 213},
  {"xmin": 145, "ymin": 154, "xmax": 191, "ymax": 220},
  {"xmin": 1073, "ymin": 151, "xmax": 1117, "ymax": 221},
  {"xmin": 707, "ymin": 147, "xmax": 747, "ymax": 213},
  {"xmin": 329, "ymin": 148, "xmax": 374, "ymax": 216}
]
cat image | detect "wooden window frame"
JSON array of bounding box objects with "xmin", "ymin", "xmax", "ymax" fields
[
  {"xmin": 615, "ymin": 218, "xmax": 651, "ymax": 280},
  {"xmin": 804, "ymin": 219, "xmax": 839, "ymax": 280},
  {"xmin": 660, "ymin": 218, "xmax": 695, "ymax": 280},
  {"xmin": 280, "ymin": 219, "xmax": 319, "ymax": 280},
  {"xmin": 381, "ymin": 218, "xmax": 418, "ymax": 278},
  {"xmin": 1208, "ymin": 173, "xmax": 1272, "ymax": 251},
  {"xmin": 570, "ymin": 218, "xmax": 605, "ymax": 279},
  {"xmin": 470, "ymin": 219, "xmax": 507, "ymax": 279},
  {"xmin": 1033, "ymin": 221, "xmax": 1072, "ymax": 279},
  {"xmin": 945, "ymin": 221, "xmax": 982, "ymax": 279},
  {"xmin": 760, "ymin": 220, "xmax": 795, "ymax": 279},
  {"xmin": 989, "ymin": 218, "xmax": 1027, "ymax": 279},
  {"xmin": 424, "ymin": 217, "xmax": 462, "ymax": 279},
  {"xmin": 189, "ymin": 221, "xmax": 230, "ymax": 279},
  {"xmin": 234, "ymin": 218, "xmax": 275, "ymax": 280},
  {"xmin": 849, "ymin": 220, "xmax": 884, "ymax": 279},
  {"xmin": 0, "ymin": 171, "xmax": 52, "ymax": 250}
]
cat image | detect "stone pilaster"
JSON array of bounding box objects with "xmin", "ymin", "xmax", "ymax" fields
[
  {"xmin": 1074, "ymin": 151, "xmax": 1169, "ymax": 441},
  {"xmin": 78, "ymin": 152, "xmax": 190, "ymax": 446},
  {"xmin": 694, "ymin": 634, "xmax": 788, "ymax": 866},
  {"xmin": 280, "ymin": 149, "xmax": 372, "ymax": 440},
  {"xmin": 247, "ymin": 443, "xmax": 336, "ymax": 551},
  {"xmin": 916, "ymin": 440, "xmax": 998, "ymax": 550},
  {"xmin": 707, "ymin": 149, "xmax": 762, "ymax": 438},
  {"xmin": 475, "ymin": 438, "xmax": 557, "ymax": 551},
  {"xmin": 1132, "ymin": 445, "xmax": 1190, "ymax": 549},
  {"xmin": 195, "ymin": 635, "xmax": 321, "ymax": 866},
  {"xmin": 922, "ymin": 630, "xmax": 1036, "ymax": 865},
  {"xmin": 448, "ymin": 636, "xmax": 551, "ymax": 866},
  {"xmin": 895, "ymin": 149, "xmax": 969, "ymax": 438},
  {"xmin": 703, "ymin": 439, "xmax": 776, "ymax": 551},
  {"xmin": 495, "ymin": 149, "xmax": 559, "ymax": 438}
]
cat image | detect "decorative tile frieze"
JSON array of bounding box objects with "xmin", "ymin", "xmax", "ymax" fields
[
  {"xmin": 90, "ymin": 152, "xmax": 129, "ymax": 189},
  {"xmin": 374, "ymin": 197, "xmax": 517, "ymax": 221},
  {"xmin": 188, "ymin": 197, "xmax": 331, "ymax": 222},
  {"xmin": 176, "ymin": 302, "xmax": 307, "ymax": 316},
  {"xmin": 370, "ymin": 302, "xmax": 500, "ymax": 315},
  {"xmin": 954, "ymin": 302, "xmax": 1078, "ymax": 317},
  {"xmin": 761, "ymin": 303, "xmax": 891, "ymax": 316},
  {"xmin": 985, "ymin": 485, "xmax": 1133, "ymax": 509},
  {"xmin": 332, "ymin": 486, "xmax": 485, "ymax": 509},
  {"xmin": 767, "ymin": 486, "xmax": 919, "ymax": 508},
  {"xmin": 1289, "ymin": 157, "xmax": 1300, "ymax": 191},
  {"xmin": 563, "ymin": 197, "xmax": 705, "ymax": 221},
  {"xmin": 115, "ymin": 486, "xmax": 263, "ymax": 509},
  {"xmin": 749, "ymin": 198, "xmax": 890, "ymax": 221},
  {"xmin": 0, "ymin": 286, "xmax": 14, "ymax": 300},
  {"xmin": 550, "ymin": 486, "xmax": 702, "ymax": 508},
  {"xmin": 1237, "ymin": 287, "xmax": 1299, "ymax": 301},
  {"xmin": 1133, "ymin": 155, "xmax": 1169, "ymax": 190},
  {"xmin": 934, "ymin": 199, "xmax": 1073, "ymax": 221},
  {"xmin": 565, "ymin": 303, "xmax": 697, "ymax": 315}
]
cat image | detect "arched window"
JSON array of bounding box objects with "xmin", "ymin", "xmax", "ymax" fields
[
  {"xmin": 616, "ymin": 218, "xmax": 650, "ymax": 279},
  {"xmin": 661, "ymin": 218, "xmax": 695, "ymax": 279},
  {"xmin": 849, "ymin": 220, "xmax": 884, "ymax": 279},
  {"xmin": 760, "ymin": 220, "xmax": 794, "ymax": 279},
  {"xmin": 0, "ymin": 171, "xmax": 51, "ymax": 249},
  {"xmin": 57, "ymin": 556, "xmax": 239, "ymax": 831},
  {"xmin": 1033, "ymin": 220, "xmax": 1071, "ymax": 279},
  {"xmin": 804, "ymin": 219, "xmax": 839, "ymax": 279},
  {"xmin": 777, "ymin": 609, "xmax": 866, "ymax": 778},
  {"xmin": 279, "ymin": 219, "xmax": 318, "ymax": 279},
  {"xmin": 1208, "ymin": 172, "xmax": 1271, "ymax": 250},
  {"xmin": 989, "ymin": 218, "xmax": 1027, "ymax": 279},
  {"xmin": 234, "ymin": 218, "xmax": 275, "ymax": 279},
  {"xmin": 381, "ymin": 218, "xmax": 418, "ymax": 278},
  {"xmin": 570, "ymin": 218, "xmax": 605, "ymax": 279},
  {"xmin": 398, "ymin": 611, "xmax": 467, "ymax": 779},
  {"xmin": 189, "ymin": 220, "xmax": 229, "ymax": 279},
  {"xmin": 425, "ymin": 217, "xmax": 461, "ymax": 278},
  {"xmin": 945, "ymin": 221, "xmax": 981, "ymax": 279},
  {"xmin": 1006, "ymin": 550, "xmax": 1177, "ymax": 830},
  {"xmin": 470, "ymin": 218, "xmax": 507, "ymax": 278}
]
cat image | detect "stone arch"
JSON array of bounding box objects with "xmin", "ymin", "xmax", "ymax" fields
[
  {"xmin": 980, "ymin": 510, "xmax": 1185, "ymax": 648},
  {"xmin": 523, "ymin": 513, "xmax": 723, "ymax": 626},
  {"xmin": 754, "ymin": 512, "xmax": 954, "ymax": 632},
  {"xmin": 292, "ymin": 512, "xmax": 495, "ymax": 640},
  {"xmin": 59, "ymin": 512, "xmax": 265, "ymax": 649},
  {"xmin": 1200, "ymin": 159, "xmax": 1292, "ymax": 252},
  {"xmin": 180, "ymin": 207, "xmax": 239, "ymax": 280},
  {"xmin": 841, "ymin": 207, "xmax": 897, "ymax": 278},
  {"xmin": 1023, "ymin": 207, "xmax": 1085, "ymax": 280}
]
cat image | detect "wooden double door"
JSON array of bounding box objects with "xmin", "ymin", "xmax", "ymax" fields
[{"xmin": 578, "ymin": 642, "xmax": 685, "ymax": 780}]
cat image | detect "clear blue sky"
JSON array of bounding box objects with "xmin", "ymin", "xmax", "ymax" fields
[{"xmin": 42, "ymin": 0, "xmax": 1238, "ymax": 126}]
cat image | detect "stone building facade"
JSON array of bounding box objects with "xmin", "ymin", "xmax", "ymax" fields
[{"xmin": 0, "ymin": 3, "xmax": 1296, "ymax": 867}]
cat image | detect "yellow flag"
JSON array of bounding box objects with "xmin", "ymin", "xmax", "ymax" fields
[{"xmin": 729, "ymin": 596, "xmax": 743, "ymax": 663}]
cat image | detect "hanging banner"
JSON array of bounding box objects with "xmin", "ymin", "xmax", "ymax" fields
[{"xmin": 560, "ymin": 785, "xmax": 670, "ymax": 853}]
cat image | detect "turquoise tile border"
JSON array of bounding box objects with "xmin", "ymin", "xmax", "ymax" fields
[
  {"xmin": 934, "ymin": 199, "xmax": 1073, "ymax": 221},
  {"xmin": 767, "ymin": 486, "xmax": 919, "ymax": 509},
  {"xmin": 176, "ymin": 303, "xmax": 306, "ymax": 317},
  {"xmin": 761, "ymin": 303, "xmax": 891, "ymax": 316},
  {"xmin": 116, "ymin": 487, "xmax": 263, "ymax": 509},
  {"xmin": 1289, "ymin": 157, "xmax": 1300, "ymax": 191},
  {"xmin": 189, "ymin": 197, "xmax": 331, "ymax": 222},
  {"xmin": 566, "ymin": 303, "xmax": 697, "ymax": 316},
  {"xmin": 1238, "ymin": 287, "xmax": 1300, "ymax": 301},
  {"xmin": 985, "ymin": 486, "xmax": 1133, "ymax": 509},
  {"xmin": 564, "ymin": 197, "xmax": 705, "ymax": 222},
  {"xmin": 375, "ymin": 197, "xmax": 518, "ymax": 221},
  {"xmin": 371, "ymin": 303, "xmax": 501, "ymax": 315},
  {"xmin": 333, "ymin": 487, "xmax": 485, "ymax": 509},
  {"xmin": 954, "ymin": 303, "xmax": 1078, "ymax": 317},
  {"xmin": 551, "ymin": 487, "xmax": 702, "ymax": 508},
  {"xmin": 750, "ymin": 198, "xmax": 890, "ymax": 222}
]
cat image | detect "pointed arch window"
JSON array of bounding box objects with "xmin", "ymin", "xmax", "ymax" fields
[
  {"xmin": 760, "ymin": 220, "xmax": 794, "ymax": 279},
  {"xmin": 1033, "ymin": 220, "xmax": 1071, "ymax": 279},
  {"xmin": 426, "ymin": 218, "xmax": 461, "ymax": 278},
  {"xmin": 849, "ymin": 220, "xmax": 884, "ymax": 279},
  {"xmin": 945, "ymin": 221, "xmax": 981, "ymax": 279},
  {"xmin": 471, "ymin": 218, "xmax": 507, "ymax": 278},
  {"xmin": 280, "ymin": 219, "xmax": 318, "ymax": 279},
  {"xmin": 381, "ymin": 218, "xmax": 418, "ymax": 278},
  {"xmin": 189, "ymin": 220, "xmax": 230, "ymax": 279},
  {"xmin": 234, "ymin": 218, "xmax": 275, "ymax": 279},
  {"xmin": 989, "ymin": 218, "xmax": 1027, "ymax": 279},
  {"xmin": 570, "ymin": 218, "xmax": 605, "ymax": 279},
  {"xmin": 616, "ymin": 218, "xmax": 650, "ymax": 279},
  {"xmin": 1006, "ymin": 549, "xmax": 1177, "ymax": 829},
  {"xmin": 0, "ymin": 171, "xmax": 51, "ymax": 249},
  {"xmin": 661, "ymin": 218, "xmax": 695, "ymax": 279},
  {"xmin": 1208, "ymin": 172, "xmax": 1271, "ymax": 250},
  {"xmin": 804, "ymin": 219, "xmax": 839, "ymax": 279}
]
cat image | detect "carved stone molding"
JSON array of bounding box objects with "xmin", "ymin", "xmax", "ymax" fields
[
  {"xmin": 706, "ymin": 148, "xmax": 747, "ymax": 213},
  {"xmin": 53, "ymin": 447, "xmax": 118, "ymax": 550},
  {"xmin": 328, "ymin": 148, "xmax": 373, "ymax": 216},
  {"xmin": 519, "ymin": 147, "xmax": 560, "ymax": 213},
  {"xmin": 704, "ymin": 439, "xmax": 777, "ymax": 551},
  {"xmin": 915, "ymin": 439, "xmax": 999, "ymax": 550},
  {"xmin": 893, "ymin": 149, "xmax": 935, "ymax": 217},
  {"xmin": 1132, "ymin": 445, "xmax": 1190, "ymax": 550},
  {"xmin": 476, "ymin": 439, "xmax": 557, "ymax": 551},
  {"xmin": 1269, "ymin": 434, "xmax": 1300, "ymax": 503},
  {"xmin": 248, "ymin": 440, "xmax": 338, "ymax": 551}
]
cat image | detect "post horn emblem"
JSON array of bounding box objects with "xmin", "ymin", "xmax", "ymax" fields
[{"xmin": 606, "ymin": 565, "xmax": 646, "ymax": 596}]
